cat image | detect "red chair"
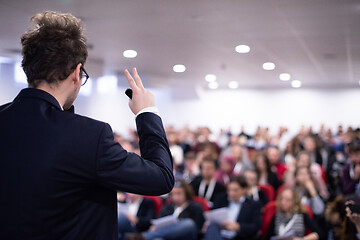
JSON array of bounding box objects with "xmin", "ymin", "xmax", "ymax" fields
[
  {"xmin": 259, "ymin": 184, "xmax": 275, "ymax": 201},
  {"xmin": 193, "ymin": 196, "xmax": 210, "ymax": 212},
  {"xmin": 144, "ymin": 196, "xmax": 163, "ymax": 217},
  {"xmin": 261, "ymin": 201, "xmax": 315, "ymax": 239},
  {"xmin": 261, "ymin": 201, "xmax": 277, "ymax": 240},
  {"xmin": 320, "ymin": 165, "xmax": 328, "ymax": 184}
]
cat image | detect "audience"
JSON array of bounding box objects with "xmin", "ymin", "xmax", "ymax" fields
[
  {"xmin": 191, "ymin": 158, "xmax": 226, "ymax": 208},
  {"xmin": 113, "ymin": 124, "xmax": 360, "ymax": 240},
  {"xmin": 265, "ymin": 187, "xmax": 321, "ymax": 240},
  {"xmin": 267, "ymin": 146, "xmax": 287, "ymax": 182},
  {"xmin": 244, "ymin": 170, "xmax": 269, "ymax": 207},
  {"xmin": 294, "ymin": 166, "xmax": 325, "ymax": 216},
  {"xmin": 215, "ymin": 156, "xmax": 235, "ymax": 186},
  {"xmin": 203, "ymin": 175, "xmax": 262, "ymax": 240},
  {"xmin": 341, "ymin": 141, "xmax": 360, "ymax": 195},
  {"xmin": 127, "ymin": 179, "xmax": 204, "ymax": 240},
  {"xmin": 255, "ymin": 153, "xmax": 281, "ymax": 190},
  {"xmin": 183, "ymin": 151, "xmax": 200, "ymax": 183},
  {"xmin": 285, "ymin": 151, "xmax": 329, "ymax": 200},
  {"xmin": 117, "ymin": 193, "xmax": 155, "ymax": 240},
  {"xmin": 230, "ymin": 144, "xmax": 254, "ymax": 175}
]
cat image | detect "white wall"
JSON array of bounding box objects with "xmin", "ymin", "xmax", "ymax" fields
[
  {"xmin": 1, "ymin": 62, "xmax": 359, "ymax": 137},
  {"xmin": 164, "ymin": 88, "xmax": 360, "ymax": 135}
]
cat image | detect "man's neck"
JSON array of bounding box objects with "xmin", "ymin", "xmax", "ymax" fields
[{"xmin": 35, "ymin": 85, "xmax": 63, "ymax": 108}]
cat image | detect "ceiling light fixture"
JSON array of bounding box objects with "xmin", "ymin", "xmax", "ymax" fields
[
  {"xmin": 173, "ymin": 64, "xmax": 186, "ymax": 73},
  {"xmin": 205, "ymin": 74, "xmax": 217, "ymax": 82},
  {"xmin": 123, "ymin": 50, "xmax": 137, "ymax": 58},
  {"xmin": 208, "ymin": 81, "xmax": 219, "ymax": 89},
  {"xmin": 263, "ymin": 62, "xmax": 276, "ymax": 70},
  {"xmin": 228, "ymin": 81, "xmax": 239, "ymax": 89},
  {"xmin": 279, "ymin": 73, "xmax": 291, "ymax": 81},
  {"xmin": 235, "ymin": 45, "xmax": 250, "ymax": 53},
  {"xmin": 291, "ymin": 80, "xmax": 302, "ymax": 88}
]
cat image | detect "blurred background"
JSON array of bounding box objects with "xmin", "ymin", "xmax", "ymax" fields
[{"xmin": 0, "ymin": 0, "xmax": 359, "ymax": 136}]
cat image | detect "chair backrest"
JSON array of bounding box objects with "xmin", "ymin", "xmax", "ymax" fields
[
  {"xmin": 261, "ymin": 201, "xmax": 315, "ymax": 239},
  {"xmin": 144, "ymin": 196, "xmax": 163, "ymax": 217},
  {"xmin": 320, "ymin": 165, "xmax": 328, "ymax": 184},
  {"xmin": 259, "ymin": 184, "xmax": 275, "ymax": 201},
  {"xmin": 261, "ymin": 201, "xmax": 277, "ymax": 240},
  {"xmin": 193, "ymin": 196, "xmax": 210, "ymax": 212}
]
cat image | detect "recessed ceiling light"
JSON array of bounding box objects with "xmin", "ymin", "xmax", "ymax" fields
[
  {"xmin": 235, "ymin": 45, "xmax": 250, "ymax": 53},
  {"xmin": 263, "ymin": 62, "xmax": 276, "ymax": 70},
  {"xmin": 291, "ymin": 80, "xmax": 302, "ymax": 88},
  {"xmin": 228, "ymin": 81, "xmax": 239, "ymax": 89},
  {"xmin": 205, "ymin": 74, "xmax": 217, "ymax": 82},
  {"xmin": 208, "ymin": 81, "xmax": 219, "ymax": 89},
  {"xmin": 173, "ymin": 64, "xmax": 186, "ymax": 73},
  {"xmin": 123, "ymin": 50, "xmax": 137, "ymax": 58},
  {"xmin": 279, "ymin": 73, "xmax": 291, "ymax": 81}
]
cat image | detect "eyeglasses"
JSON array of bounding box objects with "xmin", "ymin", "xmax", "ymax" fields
[{"xmin": 80, "ymin": 66, "xmax": 89, "ymax": 86}]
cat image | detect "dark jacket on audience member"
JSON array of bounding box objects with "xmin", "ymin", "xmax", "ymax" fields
[
  {"xmin": 159, "ymin": 201, "xmax": 205, "ymax": 232},
  {"xmin": 266, "ymin": 171, "xmax": 281, "ymax": 190},
  {"xmin": 191, "ymin": 176, "xmax": 226, "ymax": 203},
  {"xmin": 0, "ymin": 88, "xmax": 174, "ymax": 240},
  {"xmin": 341, "ymin": 164, "xmax": 359, "ymax": 195},
  {"xmin": 265, "ymin": 213, "xmax": 321, "ymax": 240},
  {"xmin": 213, "ymin": 193, "xmax": 262, "ymax": 240},
  {"xmin": 120, "ymin": 198, "xmax": 156, "ymax": 232}
]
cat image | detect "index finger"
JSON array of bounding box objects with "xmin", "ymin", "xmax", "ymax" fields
[
  {"xmin": 132, "ymin": 68, "xmax": 144, "ymax": 89},
  {"xmin": 124, "ymin": 69, "xmax": 138, "ymax": 90}
]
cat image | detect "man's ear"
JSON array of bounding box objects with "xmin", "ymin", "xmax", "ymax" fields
[{"xmin": 73, "ymin": 63, "xmax": 82, "ymax": 85}]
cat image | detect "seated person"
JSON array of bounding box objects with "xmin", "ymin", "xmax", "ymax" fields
[
  {"xmin": 191, "ymin": 158, "xmax": 226, "ymax": 208},
  {"xmin": 229, "ymin": 144, "xmax": 254, "ymax": 175},
  {"xmin": 267, "ymin": 146, "xmax": 287, "ymax": 182},
  {"xmin": 255, "ymin": 153, "xmax": 280, "ymax": 190},
  {"xmin": 265, "ymin": 187, "xmax": 321, "ymax": 240},
  {"xmin": 244, "ymin": 170, "xmax": 269, "ymax": 207},
  {"xmin": 182, "ymin": 151, "xmax": 200, "ymax": 183},
  {"xmin": 127, "ymin": 179, "xmax": 205, "ymax": 240},
  {"xmin": 285, "ymin": 151, "xmax": 329, "ymax": 200},
  {"xmin": 203, "ymin": 175, "xmax": 262, "ymax": 240},
  {"xmin": 117, "ymin": 193, "xmax": 156, "ymax": 240},
  {"xmin": 294, "ymin": 166, "xmax": 325, "ymax": 216},
  {"xmin": 341, "ymin": 141, "xmax": 360, "ymax": 195},
  {"xmin": 215, "ymin": 156, "xmax": 235, "ymax": 186}
]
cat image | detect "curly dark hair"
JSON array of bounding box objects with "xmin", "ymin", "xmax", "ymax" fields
[{"xmin": 21, "ymin": 11, "xmax": 88, "ymax": 87}]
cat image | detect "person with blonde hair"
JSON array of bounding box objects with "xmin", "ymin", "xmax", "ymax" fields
[{"xmin": 265, "ymin": 188, "xmax": 321, "ymax": 240}]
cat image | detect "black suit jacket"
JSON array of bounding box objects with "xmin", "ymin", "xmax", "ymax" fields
[
  {"xmin": 0, "ymin": 88, "xmax": 174, "ymax": 240},
  {"xmin": 213, "ymin": 193, "xmax": 262, "ymax": 240}
]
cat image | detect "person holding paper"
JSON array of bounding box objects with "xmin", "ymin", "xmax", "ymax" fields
[
  {"xmin": 265, "ymin": 187, "xmax": 321, "ymax": 240},
  {"xmin": 126, "ymin": 179, "xmax": 205, "ymax": 240},
  {"xmin": 117, "ymin": 193, "xmax": 156, "ymax": 240},
  {"xmin": 203, "ymin": 175, "xmax": 261, "ymax": 240}
]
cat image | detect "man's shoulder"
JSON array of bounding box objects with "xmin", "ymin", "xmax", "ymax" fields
[
  {"xmin": 61, "ymin": 111, "xmax": 109, "ymax": 131},
  {"xmin": 0, "ymin": 102, "xmax": 12, "ymax": 112}
]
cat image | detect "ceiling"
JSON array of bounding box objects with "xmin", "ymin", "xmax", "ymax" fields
[{"xmin": 1, "ymin": 0, "xmax": 360, "ymax": 94}]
